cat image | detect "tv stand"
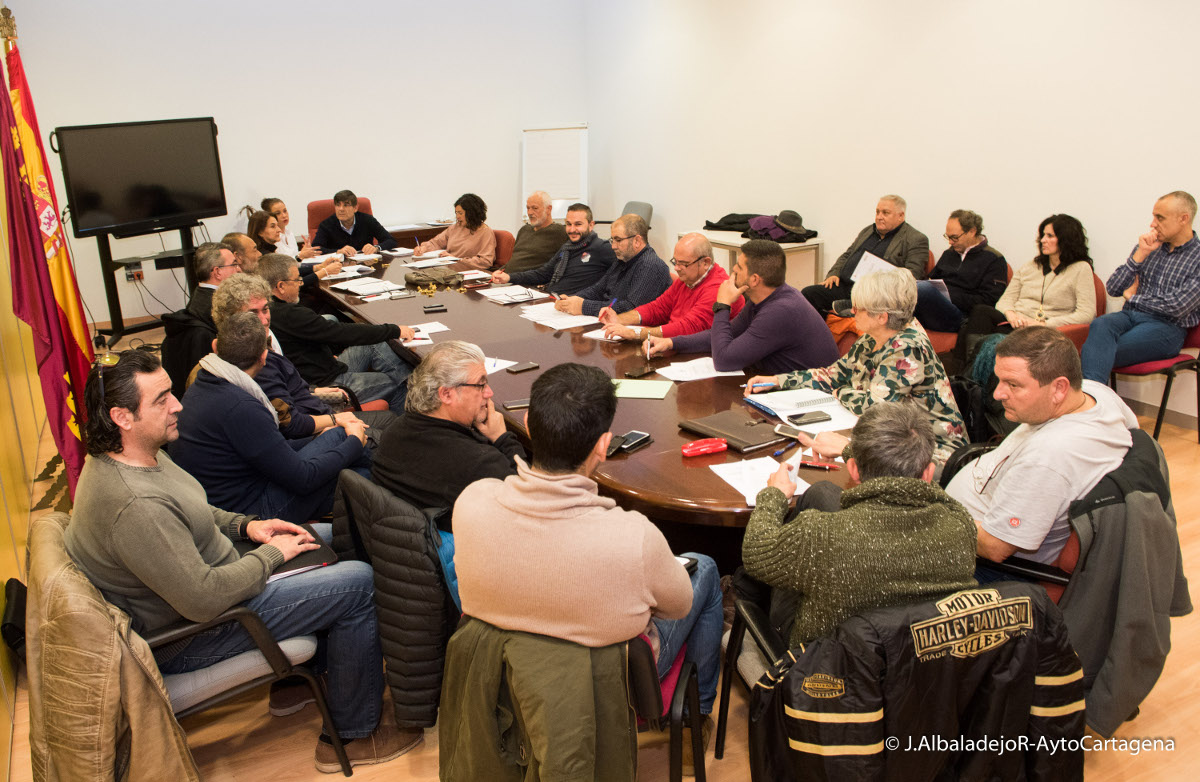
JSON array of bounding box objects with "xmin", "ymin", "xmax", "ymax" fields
[{"xmin": 95, "ymin": 225, "xmax": 198, "ymax": 347}]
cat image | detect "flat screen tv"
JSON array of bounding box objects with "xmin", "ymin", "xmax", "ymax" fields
[{"xmin": 53, "ymin": 117, "xmax": 227, "ymax": 239}]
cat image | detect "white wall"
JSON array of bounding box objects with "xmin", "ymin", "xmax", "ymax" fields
[
  {"xmin": 12, "ymin": 0, "xmax": 587, "ymax": 323},
  {"xmin": 11, "ymin": 0, "xmax": 1199, "ymax": 414},
  {"xmin": 583, "ymin": 0, "xmax": 1200, "ymax": 414}
]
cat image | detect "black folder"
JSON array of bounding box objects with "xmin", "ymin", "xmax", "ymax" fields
[{"xmin": 678, "ymin": 410, "xmax": 790, "ymax": 453}]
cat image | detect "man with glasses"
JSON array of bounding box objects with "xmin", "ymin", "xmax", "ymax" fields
[
  {"xmin": 371, "ymin": 341, "xmax": 526, "ymax": 509},
  {"xmin": 645, "ymin": 239, "xmax": 838, "ymax": 374},
  {"xmin": 162, "ymin": 241, "xmax": 241, "ymax": 396},
  {"xmin": 552, "ymin": 213, "xmax": 671, "ymax": 316},
  {"xmin": 912, "ymin": 209, "xmax": 1008, "ymax": 333},
  {"xmin": 491, "ymin": 202, "xmax": 614, "ymax": 294},
  {"xmin": 944, "ymin": 327, "xmax": 1135, "ymax": 578},
  {"xmin": 801, "ymin": 195, "xmax": 930, "ymax": 317},
  {"xmin": 259, "ymin": 254, "xmax": 415, "ymax": 413},
  {"xmin": 598, "ymin": 232, "xmax": 744, "ymax": 341},
  {"xmin": 67, "ymin": 347, "xmax": 421, "ymax": 771}
]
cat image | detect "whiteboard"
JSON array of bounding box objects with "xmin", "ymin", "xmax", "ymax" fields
[{"xmin": 522, "ymin": 125, "xmax": 587, "ymax": 219}]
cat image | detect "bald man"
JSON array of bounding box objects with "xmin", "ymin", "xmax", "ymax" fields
[
  {"xmin": 599, "ymin": 232, "xmax": 745, "ymax": 341},
  {"xmin": 504, "ymin": 191, "xmax": 568, "ymax": 274},
  {"xmin": 554, "ymin": 214, "xmax": 671, "ymax": 317}
]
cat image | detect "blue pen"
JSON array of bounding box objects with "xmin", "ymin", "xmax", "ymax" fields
[{"xmin": 739, "ymin": 382, "xmax": 776, "ymax": 389}]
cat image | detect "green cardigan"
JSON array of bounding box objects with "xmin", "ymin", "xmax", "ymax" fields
[{"xmin": 742, "ymin": 477, "xmax": 978, "ymax": 646}]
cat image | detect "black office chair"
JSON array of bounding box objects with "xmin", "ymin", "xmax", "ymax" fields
[{"xmin": 628, "ymin": 635, "xmax": 706, "ymax": 782}]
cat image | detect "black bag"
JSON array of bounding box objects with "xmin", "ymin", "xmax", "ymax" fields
[
  {"xmin": 950, "ymin": 375, "xmax": 1017, "ymax": 444},
  {"xmin": 2, "ymin": 578, "xmax": 26, "ymax": 662}
]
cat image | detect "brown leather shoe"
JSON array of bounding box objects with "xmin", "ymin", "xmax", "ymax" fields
[
  {"xmin": 681, "ymin": 715, "xmax": 713, "ymax": 777},
  {"xmin": 314, "ymin": 724, "xmax": 424, "ymax": 773}
]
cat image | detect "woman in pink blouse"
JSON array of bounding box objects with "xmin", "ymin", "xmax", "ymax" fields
[{"xmin": 415, "ymin": 193, "xmax": 497, "ymax": 270}]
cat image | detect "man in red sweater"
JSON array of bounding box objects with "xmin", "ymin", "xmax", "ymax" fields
[{"xmin": 598, "ymin": 232, "xmax": 743, "ymax": 340}]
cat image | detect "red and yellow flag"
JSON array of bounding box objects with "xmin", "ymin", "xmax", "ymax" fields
[{"xmin": 2, "ymin": 43, "xmax": 93, "ymax": 494}]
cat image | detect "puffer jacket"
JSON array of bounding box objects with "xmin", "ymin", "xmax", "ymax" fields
[
  {"xmin": 749, "ymin": 581, "xmax": 1085, "ymax": 782},
  {"xmin": 334, "ymin": 470, "xmax": 455, "ymax": 728},
  {"xmin": 27, "ymin": 512, "xmax": 200, "ymax": 781}
]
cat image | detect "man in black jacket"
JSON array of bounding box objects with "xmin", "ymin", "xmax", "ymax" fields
[
  {"xmin": 372, "ymin": 340, "xmax": 526, "ymax": 509},
  {"xmin": 913, "ymin": 209, "xmax": 1008, "ymax": 332},
  {"xmin": 161, "ymin": 241, "xmax": 240, "ymax": 396},
  {"xmin": 491, "ymin": 202, "xmax": 614, "ymax": 293},
  {"xmin": 312, "ymin": 189, "xmax": 398, "ymax": 257},
  {"xmin": 259, "ymin": 253, "xmax": 415, "ymax": 413}
]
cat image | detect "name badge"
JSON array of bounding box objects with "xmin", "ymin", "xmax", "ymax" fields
[{"xmin": 581, "ymin": 253, "xmax": 590, "ymax": 263}]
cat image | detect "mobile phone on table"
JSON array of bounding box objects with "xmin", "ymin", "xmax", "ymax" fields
[
  {"xmin": 787, "ymin": 410, "xmax": 832, "ymax": 426},
  {"xmin": 423, "ymin": 304, "xmax": 447, "ymax": 313},
  {"xmin": 605, "ymin": 434, "xmax": 627, "ymax": 457},
  {"xmin": 506, "ymin": 361, "xmax": 539, "ymax": 374},
  {"xmin": 619, "ymin": 430, "xmax": 652, "ymax": 453},
  {"xmin": 503, "ymin": 398, "xmax": 531, "ymax": 410},
  {"xmin": 624, "ymin": 365, "xmax": 656, "ymax": 379},
  {"xmin": 773, "ymin": 424, "xmax": 809, "ymax": 440}
]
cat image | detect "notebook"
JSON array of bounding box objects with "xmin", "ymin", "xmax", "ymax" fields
[
  {"xmin": 234, "ymin": 523, "xmax": 338, "ymax": 583},
  {"xmin": 678, "ymin": 409, "xmax": 790, "ymax": 453}
]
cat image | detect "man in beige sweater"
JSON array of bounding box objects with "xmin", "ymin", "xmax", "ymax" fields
[{"xmin": 453, "ymin": 362, "xmax": 725, "ymax": 755}]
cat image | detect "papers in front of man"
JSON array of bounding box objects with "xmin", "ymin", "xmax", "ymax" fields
[
  {"xmin": 349, "ymin": 253, "xmax": 381, "ymax": 263},
  {"xmin": 710, "ymin": 457, "xmax": 810, "ymax": 506},
  {"xmin": 484, "ymin": 357, "xmax": 517, "ymax": 374},
  {"xmin": 386, "ymin": 224, "xmax": 427, "ymax": 231},
  {"xmin": 461, "ymin": 270, "xmax": 492, "ymax": 281},
  {"xmin": 331, "ymin": 278, "xmax": 404, "ymax": 296},
  {"xmin": 517, "ymin": 301, "xmax": 600, "ymax": 330},
  {"xmin": 412, "ymin": 321, "xmax": 450, "ymax": 334},
  {"xmin": 475, "ymin": 286, "xmax": 552, "ymax": 305},
  {"xmin": 850, "ymin": 250, "xmax": 895, "ymax": 282},
  {"xmin": 324, "ymin": 265, "xmax": 373, "ymax": 281},
  {"xmin": 381, "ymin": 247, "xmax": 415, "ymax": 258},
  {"xmin": 407, "ymin": 257, "xmax": 458, "ymax": 269},
  {"xmin": 927, "ymin": 278, "xmax": 951, "ymax": 300},
  {"xmin": 655, "ymin": 357, "xmax": 745, "ymax": 383},
  {"xmin": 611, "ymin": 378, "xmax": 672, "ymax": 399},
  {"xmin": 745, "ymin": 388, "xmax": 858, "ymax": 433},
  {"xmin": 306, "ymin": 252, "xmax": 344, "ymax": 265}
]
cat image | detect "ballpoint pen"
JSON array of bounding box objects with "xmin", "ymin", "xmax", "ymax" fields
[{"xmin": 740, "ymin": 382, "xmax": 777, "ymax": 389}]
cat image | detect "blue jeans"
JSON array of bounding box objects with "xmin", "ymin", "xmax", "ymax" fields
[
  {"xmin": 652, "ymin": 552, "xmax": 723, "ymax": 714},
  {"xmin": 914, "ymin": 281, "xmax": 967, "ymax": 332},
  {"xmin": 1080, "ymin": 310, "xmax": 1186, "ymax": 383},
  {"xmin": 246, "ymin": 430, "xmax": 371, "ymax": 524},
  {"xmin": 335, "ymin": 342, "xmax": 413, "ymax": 413},
  {"xmin": 158, "ymin": 560, "xmax": 384, "ymax": 738}
]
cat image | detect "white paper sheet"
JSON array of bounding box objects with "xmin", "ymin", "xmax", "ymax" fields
[
  {"xmin": 850, "ymin": 250, "xmax": 895, "ymax": 282},
  {"xmin": 655, "ymin": 357, "xmax": 745, "ymax": 382},
  {"xmin": 710, "ymin": 458, "xmax": 810, "ymax": 506},
  {"xmin": 412, "ymin": 321, "xmax": 450, "ymax": 334},
  {"xmin": 406, "ymin": 258, "xmax": 457, "ymax": 269},
  {"xmin": 349, "ymin": 253, "xmax": 381, "ymax": 263},
  {"xmin": 477, "ymin": 286, "xmax": 549, "ymax": 304},
  {"xmin": 323, "ymin": 265, "xmax": 373, "ymax": 281},
  {"xmin": 484, "ymin": 357, "xmax": 517, "ymax": 374}
]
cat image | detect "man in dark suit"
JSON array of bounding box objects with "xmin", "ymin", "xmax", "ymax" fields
[{"xmin": 801, "ymin": 195, "xmax": 930, "ymax": 316}]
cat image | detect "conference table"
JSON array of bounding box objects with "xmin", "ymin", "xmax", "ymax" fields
[{"xmin": 321, "ymin": 256, "xmax": 850, "ymax": 534}]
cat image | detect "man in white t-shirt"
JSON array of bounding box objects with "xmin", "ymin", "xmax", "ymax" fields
[{"xmin": 946, "ymin": 326, "xmax": 1137, "ymax": 569}]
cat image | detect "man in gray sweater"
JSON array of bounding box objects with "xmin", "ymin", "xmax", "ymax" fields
[{"xmin": 66, "ymin": 348, "xmax": 419, "ymax": 773}]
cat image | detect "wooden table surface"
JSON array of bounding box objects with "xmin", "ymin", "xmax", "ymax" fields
[{"xmin": 323, "ymin": 257, "xmax": 849, "ymax": 527}]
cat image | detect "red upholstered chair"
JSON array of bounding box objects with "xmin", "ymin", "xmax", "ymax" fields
[
  {"xmin": 629, "ymin": 635, "xmax": 706, "ymax": 782},
  {"xmin": 924, "ymin": 256, "xmax": 1013, "ymax": 355},
  {"xmin": 1110, "ymin": 321, "xmax": 1200, "ymax": 441},
  {"xmin": 493, "ymin": 229, "xmax": 515, "ymax": 267},
  {"xmin": 306, "ymin": 197, "xmax": 374, "ymax": 244},
  {"xmin": 1058, "ymin": 273, "xmax": 1107, "ymax": 352}
]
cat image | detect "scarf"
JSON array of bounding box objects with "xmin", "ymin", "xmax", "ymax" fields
[
  {"xmin": 198, "ymin": 353, "xmax": 279, "ymax": 425},
  {"xmin": 548, "ymin": 232, "xmax": 594, "ymax": 287}
]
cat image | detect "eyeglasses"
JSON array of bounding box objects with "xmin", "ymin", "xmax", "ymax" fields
[
  {"xmin": 93, "ymin": 350, "xmax": 121, "ymax": 407},
  {"xmin": 971, "ymin": 453, "xmax": 1011, "ymax": 495},
  {"xmin": 457, "ymin": 380, "xmax": 489, "ymax": 391},
  {"xmin": 609, "ymin": 234, "xmax": 634, "ymax": 245},
  {"xmin": 282, "ymin": 276, "xmax": 302, "ymax": 285},
  {"xmin": 670, "ymin": 256, "xmax": 706, "ymax": 269},
  {"xmin": 943, "ymin": 233, "xmax": 963, "ymax": 242}
]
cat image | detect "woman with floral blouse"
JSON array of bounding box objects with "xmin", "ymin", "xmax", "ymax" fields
[{"xmin": 746, "ymin": 266, "xmax": 967, "ymax": 465}]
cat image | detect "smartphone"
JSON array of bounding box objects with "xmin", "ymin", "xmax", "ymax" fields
[
  {"xmin": 787, "ymin": 410, "xmax": 832, "ymax": 426},
  {"xmin": 506, "ymin": 361, "xmax": 539, "ymax": 374},
  {"xmin": 423, "ymin": 304, "xmax": 447, "ymax": 313},
  {"xmin": 676, "ymin": 556, "xmax": 699, "ymax": 575},
  {"xmin": 624, "ymin": 365, "xmax": 656, "ymax": 379},
  {"xmin": 619, "ymin": 430, "xmax": 652, "ymax": 453},
  {"xmin": 605, "ymin": 434, "xmax": 627, "ymax": 458},
  {"xmin": 773, "ymin": 424, "xmax": 808, "ymax": 440},
  {"xmin": 503, "ymin": 398, "xmax": 530, "ymax": 410}
]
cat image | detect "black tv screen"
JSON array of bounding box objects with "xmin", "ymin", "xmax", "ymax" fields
[{"xmin": 53, "ymin": 117, "xmax": 227, "ymax": 239}]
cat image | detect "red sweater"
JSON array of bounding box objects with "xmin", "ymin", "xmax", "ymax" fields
[{"xmin": 634, "ymin": 264, "xmax": 745, "ymax": 338}]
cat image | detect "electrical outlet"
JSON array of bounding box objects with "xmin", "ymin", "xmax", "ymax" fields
[{"xmin": 124, "ymin": 262, "xmax": 143, "ymax": 282}]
